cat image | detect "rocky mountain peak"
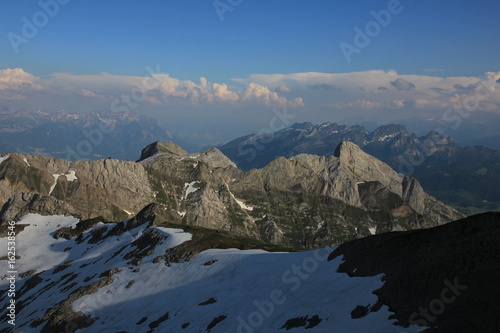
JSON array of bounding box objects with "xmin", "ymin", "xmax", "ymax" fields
[
  {"xmin": 138, "ymin": 141, "xmax": 188, "ymax": 162},
  {"xmin": 290, "ymin": 122, "xmax": 314, "ymax": 131},
  {"xmin": 372, "ymin": 124, "xmax": 408, "ymax": 136},
  {"xmin": 334, "ymin": 141, "xmax": 404, "ymax": 196},
  {"xmin": 199, "ymin": 147, "xmax": 237, "ymax": 169},
  {"xmin": 333, "ymin": 140, "xmax": 364, "ymax": 158},
  {"xmin": 423, "ymin": 130, "xmax": 457, "ymax": 145},
  {"xmin": 0, "ymin": 106, "xmax": 12, "ymax": 114},
  {"xmin": 0, "ymin": 139, "xmax": 463, "ymax": 248}
]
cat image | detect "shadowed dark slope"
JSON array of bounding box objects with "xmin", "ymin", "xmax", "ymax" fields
[{"xmin": 329, "ymin": 211, "xmax": 500, "ymax": 332}]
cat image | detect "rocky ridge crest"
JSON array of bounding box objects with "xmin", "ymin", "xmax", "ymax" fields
[{"xmin": 0, "ymin": 141, "xmax": 463, "ymax": 248}]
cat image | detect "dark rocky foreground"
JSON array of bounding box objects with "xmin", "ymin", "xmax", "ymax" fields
[
  {"xmin": 329, "ymin": 211, "xmax": 500, "ymax": 332},
  {"xmin": 0, "ymin": 208, "xmax": 497, "ymax": 332}
]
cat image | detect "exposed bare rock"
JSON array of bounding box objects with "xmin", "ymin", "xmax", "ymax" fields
[
  {"xmin": 138, "ymin": 141, "xmax": 188, "ymax": 162},
  {"xmin": 218, "ymin": 121, "xmax": 500, "ymax": 215},
  {"xmin": 0, "ymin": 153, "xmax": 154, "ymax": 223},
  {"xmin": 198, "ymin": 147, "xmax": 237, "ymax": 169},
  {"xmin": 0, "ymin": 192, "xmax": 75, "ymax": 226},
  {"xmin": 0, "ymin": 141, "xmax": 464, "ymax": 249},
  {"xmin": 334, "ymin": 141, "xmax": 404, "ymax": 196}
]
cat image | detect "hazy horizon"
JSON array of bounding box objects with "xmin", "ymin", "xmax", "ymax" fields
[{"xmin": 1, "ymin": 0, "xmax": 499, "ymax": 144}]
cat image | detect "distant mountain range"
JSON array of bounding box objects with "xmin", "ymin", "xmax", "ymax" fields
[
  {"xmin": 219, "ymin": 122, "xmax": 500, "ymax": 215},
  {"xmin": 0, "ymin": 108, "xmax": 498, "ymax": 215},
  {"xmin": 0, "ymin": 108, "xmax": 179, "ymax": 161},
  {"xmin": 394, "ymin": 112, "xmax": 500, "ymax": 150}
]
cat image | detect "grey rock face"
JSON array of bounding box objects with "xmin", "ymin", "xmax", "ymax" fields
[
  {"xmin": 219, "ymin": 122, "xmax": 500, "ymax": 215},
  {"xmin": 138, "ymin": 141, "xmax": 188, "ymax": 162},
  {"xmin": 0, "ymin": 153, "xmax": 154, "ymax": 223},
  {"xmin": 0, "ymin": 141, "xmax": 464, "ymax": 248},
  {"xmin": 334, "ymin": 141, "xmax": 404, "ymax": 196},
  {"xmin": 0, "ymin": 192, "xmax": 75, "ymax": 225},
  {"xmin": 198, "ymin": 148, "xmax": 237, "ymax": 169}
]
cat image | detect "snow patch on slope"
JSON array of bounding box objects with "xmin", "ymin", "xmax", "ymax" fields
[
  {"xmin": 0, "ymin": 214, "xmax": 423, "ymax": 332},
  {"xmin": 0, "ymin": 154, "xmax": 9, "ymax": 166},
  {"xmin": 377, "ymin": 133, "xmax": 397, "ymax": 142},
  {"xmin": 71, "ymin": 249, "xmax": 418, "ymax": 332},
  {"xmin": 154, "ymin": 227, "xmax": 192, "ymax": 251},
  {"xmin": 49, "ymin": 171, "xmax": 78, "ymax": 195},
  {"xmin": 65, "ymin": 170, "xmax": 78, "ymax": 181},
  {"xmin": 0, "ymin": 214, "xmax": 79, "ymax": 280},
  {"xmin": 226, "ymin": 184, "xmax": 254, "ymax": 211},
  {"xmin": 49, "ymin": 174, "xmax": 61, "ymax": 195},
  {"xmin": 184, "ymin": 181, "xmax": 200, "ymax": 199}
]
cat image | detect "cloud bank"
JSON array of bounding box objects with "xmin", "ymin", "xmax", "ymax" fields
[
  {"xmin": 233, "ymin": 70, "xmax": 500, "ymax": 115},
  {"xmin": 0, "ymin": 68, "xmax": 304, "ymax": 109},
  {"xmin": 1, "ymin": 68, "xmax": 499, "ymax": 124}
]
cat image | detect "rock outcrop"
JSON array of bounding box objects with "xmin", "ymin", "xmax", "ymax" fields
[
  {"xmin": 0, "ymin": 141, "xmax": 464, "ymax": 248},
  {"xmin": 138, "ymin": 141, "xmax": 188, "ymax": 162},
  {"xmin": 219, "ymin": 122, "xmax": 500, "ymax": 215},
  {"xmin": 0, "ymin": 153, "xmax": 155, "ymax": 223}
]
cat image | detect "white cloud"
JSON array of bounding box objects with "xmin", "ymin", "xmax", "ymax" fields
[
  {"xmin": 79, "ymin": 89, "xmax": 100, "ymax": 98},
  {"xmin": 0, "ymin": 68, "xmax": 303, "ymax": 109},
  {"xmin": 0, "ymin": 68, "xmax": 46, "ymax": 99},
  {"xmin": 0, "ymin": 68, "xmax": 44, "ymax": 90},
  {"xmin": 233, "ymin": 70, "xmax": 500, "ymax": 114},
  {"xmin": 212, "ymin": 83, "xmax": 240, "ymax": 102},
  {"xmin": 391, "ymin": 99, "xmax": 405, "ymax": 109},
  {"xmin": 275, "ymin": 85, "xmax": 291, "ymax": 93},
  {"xmin": 2, "ymin": 68, "xmax": 499, "ymax": 120},
  {"xmin": 241, "ymin": 82, "xmax": 303, "ymax": 107}
]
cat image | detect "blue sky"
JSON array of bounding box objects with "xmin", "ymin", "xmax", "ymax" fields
[
  {"xmin": 2, "ymin": 0, "xmax": 499, "ymax": 78},
  {"xmin": 0, "ymin": 0, "xmax": 499, "ymax": 140}
]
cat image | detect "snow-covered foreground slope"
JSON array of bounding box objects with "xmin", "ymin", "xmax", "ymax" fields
[{"xmin": 0, "ymin": 214, "xmax": 421, "ymax": 332}]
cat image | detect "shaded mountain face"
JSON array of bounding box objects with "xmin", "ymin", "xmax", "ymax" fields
[
  {"xmin": 0, "ymin": 141, "xmax": 462, "ymax": 249},
  {"xmin": 219, "ymin": 122, "xmax": 500, "ymax": 214},
  {"xmin": 0, "ymin": 210, "xmax": 496, "ymax": 332},
  {"xmin": 0, "ymin": 109, "xmax": 174, "ymax": 161},
  {"xmin": 328, "ymin": 211, "xmax": 500, "ymax": 333}
]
